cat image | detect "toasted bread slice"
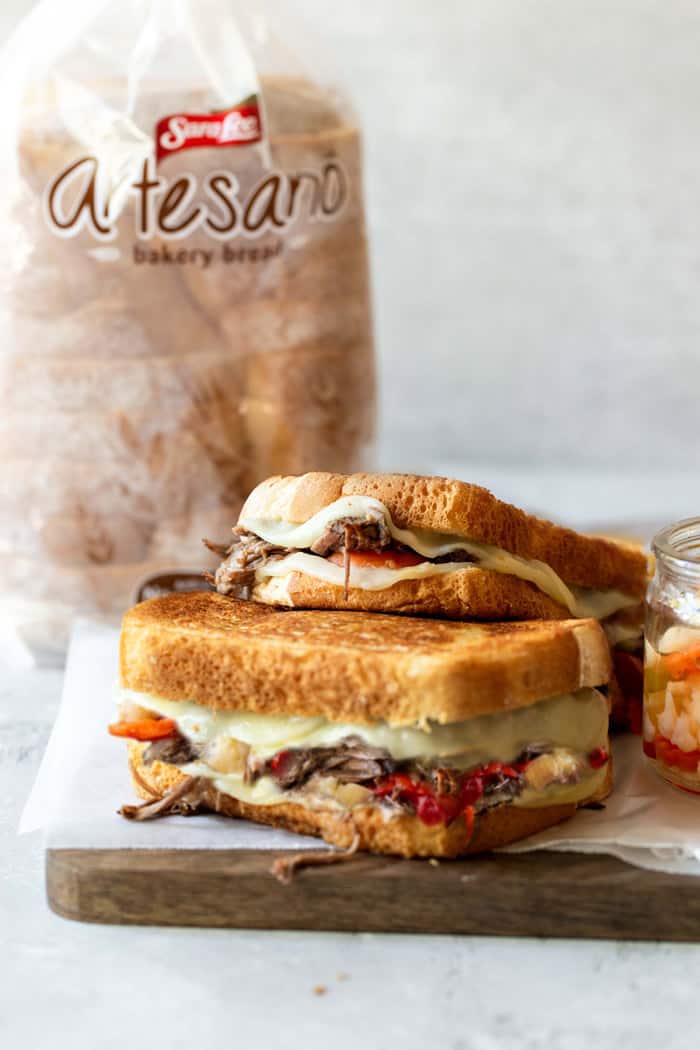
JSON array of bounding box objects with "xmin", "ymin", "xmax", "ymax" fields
[
  {"xmin": 120, "ymin": 592, "xmax": 611, "ymax": 724},
  {"xmin": 127, "ymin": 740, "xmax": 613, "ymax": 858},
  {"xmin": 240, "ymin": 473, "xmax": 649, "ymax": 597},
  {"xmin": 252, "ymin": 565, "xmax": 572, "ymax": 620}
]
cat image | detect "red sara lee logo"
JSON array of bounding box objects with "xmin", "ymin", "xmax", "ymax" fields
[{"xmin": 156, "ymin": 101, "xmax": 262, "ymax": 162}]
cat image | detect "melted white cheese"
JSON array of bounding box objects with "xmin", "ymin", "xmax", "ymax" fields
[
  {"xmin": 241, "ymin": 496, "xmax": 636, "ymax": 620},
  {"xmin": 514, "ymin": 765, "xmax": 607, "ymax": 808},
  {"xmin": 121, "ymin": 686, "xmax": 608, "ymax": 768},
  {"xmin": 184, "ymin": 764, "xmax": 285, "ymax": 807},
  {"xmin": 124, "ymin": 684, "xmax": 608, "ymax": 812},
  {"xmin": 177, "ymin": 765, "xmax": 352, "ymax": 811}
]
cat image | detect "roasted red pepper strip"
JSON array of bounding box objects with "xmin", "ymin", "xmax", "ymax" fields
[
  {"xmin": 414, "ymin": 794, "xmax": 446, "ymax": 826},
  {"xmin": 268, "ymin": 749, "xmax": 292, "ymax": 773},
  {"xmin": 108, "ymin": 718, "xmax": 177, "ymax": 741},
  {"xmin": 372, "ymin": 772, "xmax": 416, "ymax": 798},
  {"xmin": 328, "ymin": 549, "xmax": 425, "ymax": 570},
  {"xmin": 588, "ymin": 747, "xmax": 609, "ymax": 769},
  {"xmin": 371, "ymin": 759, "xmax": 526, "ymax": 827}
]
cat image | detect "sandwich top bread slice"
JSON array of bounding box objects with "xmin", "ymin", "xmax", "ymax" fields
[
  {"xmin": 208, "ymin": 472, "xmax": 649, "ymax": 623},
  {"xmin": 112, "ymin": 592, "xmax": 613, "ymax": 858}
]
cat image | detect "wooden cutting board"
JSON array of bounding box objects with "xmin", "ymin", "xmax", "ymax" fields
[{"xmin": 46, "ymin": 848, "xmax": 700, "ymax": 939}]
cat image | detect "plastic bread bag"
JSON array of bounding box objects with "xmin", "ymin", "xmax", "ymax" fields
[{"xmin": 0, "ymin": 0, "xmax": 375, "ymax": 665}]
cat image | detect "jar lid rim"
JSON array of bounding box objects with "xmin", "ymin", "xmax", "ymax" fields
[{"xmin": 653, "ymin": 517, "xmax": 700, "ymax": 567}]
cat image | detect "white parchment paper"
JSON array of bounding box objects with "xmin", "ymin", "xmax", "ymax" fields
[
  {"xmin": 19, "ymin": 619, "xmax": 700, "ymax": 873},
  {"xmin": 19, "ymin": 619, "xmax": 323, "ymax": 851}
]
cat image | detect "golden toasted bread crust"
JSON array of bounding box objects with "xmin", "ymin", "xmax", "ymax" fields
[
  {"xmin": 253, "ymin": 565, "xmax": 571, "ymax": 620},
  {"xmin": 120, "ymin": 593, "xmax": 611, "ymax": 723},
  {"xmin": 127, "ymin": 742, "xmax": 612, "ymax": 858},
  {"xmin": 240, "ymin": 473, "xmax": 650, "ymax": 597}
]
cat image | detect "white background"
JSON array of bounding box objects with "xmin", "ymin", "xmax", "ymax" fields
[{"xmin": 3, "ymin": 0, "xmax": 700, "ymax": 475}]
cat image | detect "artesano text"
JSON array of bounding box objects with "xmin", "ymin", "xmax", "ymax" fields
[{"xmin": 44, "ymin": 156, "xmax": 348, "ymax": 241}]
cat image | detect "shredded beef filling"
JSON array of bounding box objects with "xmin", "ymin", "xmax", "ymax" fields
[
  {"xmin": 205, "ymin": 528, "xmax": 290, "ymax": 599},
  {"xmin": 309, "ymin": 508, "xmax": 392, "ymax": 556},
  {"xmin": 120, "ymin": 775, "xmax": 202, "ymax": 821},
  {"xmin": 139, "ymin": 730, "xmax": 533, "ymax": 813},
  {"xmin": 124, "ymin": 726, "xmax": 599, "ymax": 825},
  {"xmin": 205, "ymin": 512, "xmax": 476, "ymax": 598},
  {"xmin": 255, "ymin": 736, "xmax": 396, "ymax": 789},
  {"xmin": 430, "ymin": 549, "xmax": 475, "ymax": 565},
  {"xmin": 249, "ymin": 739, "xmax": 568, "ymax": 815},
  {"xmin": 143, "ymin": 734, "xmax": 197, "ymax": 767}
]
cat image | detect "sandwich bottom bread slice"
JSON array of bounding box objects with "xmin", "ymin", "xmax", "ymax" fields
[{"xmin": 111, "ymin": 592, "xmax": 613, "ymax": 859}]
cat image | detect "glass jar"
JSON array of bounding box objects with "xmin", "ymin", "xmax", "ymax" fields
[{"xmin": 644, "ymin": 518, "xmax": 700, "ymax": 793}]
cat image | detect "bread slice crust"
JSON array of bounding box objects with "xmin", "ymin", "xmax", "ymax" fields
[
  {"xmin": 240, "ymin": 473, "xmax": 649, "ymax": 597},
  {"xmin": 253, "ymin": 564, "xmax": 572, "ymax": 620},
  {"xmin": 120, "ymin": 592, "xmax": 611, "ymax": 724},
  {"xmin": 127, "ymin": 741, "xmax": 613, "ymax": 858}
]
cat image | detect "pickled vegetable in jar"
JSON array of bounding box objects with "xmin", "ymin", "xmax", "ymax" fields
[{"xmin": 644, "ymin": 518, "xmax": 700, "ymax": 794}]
